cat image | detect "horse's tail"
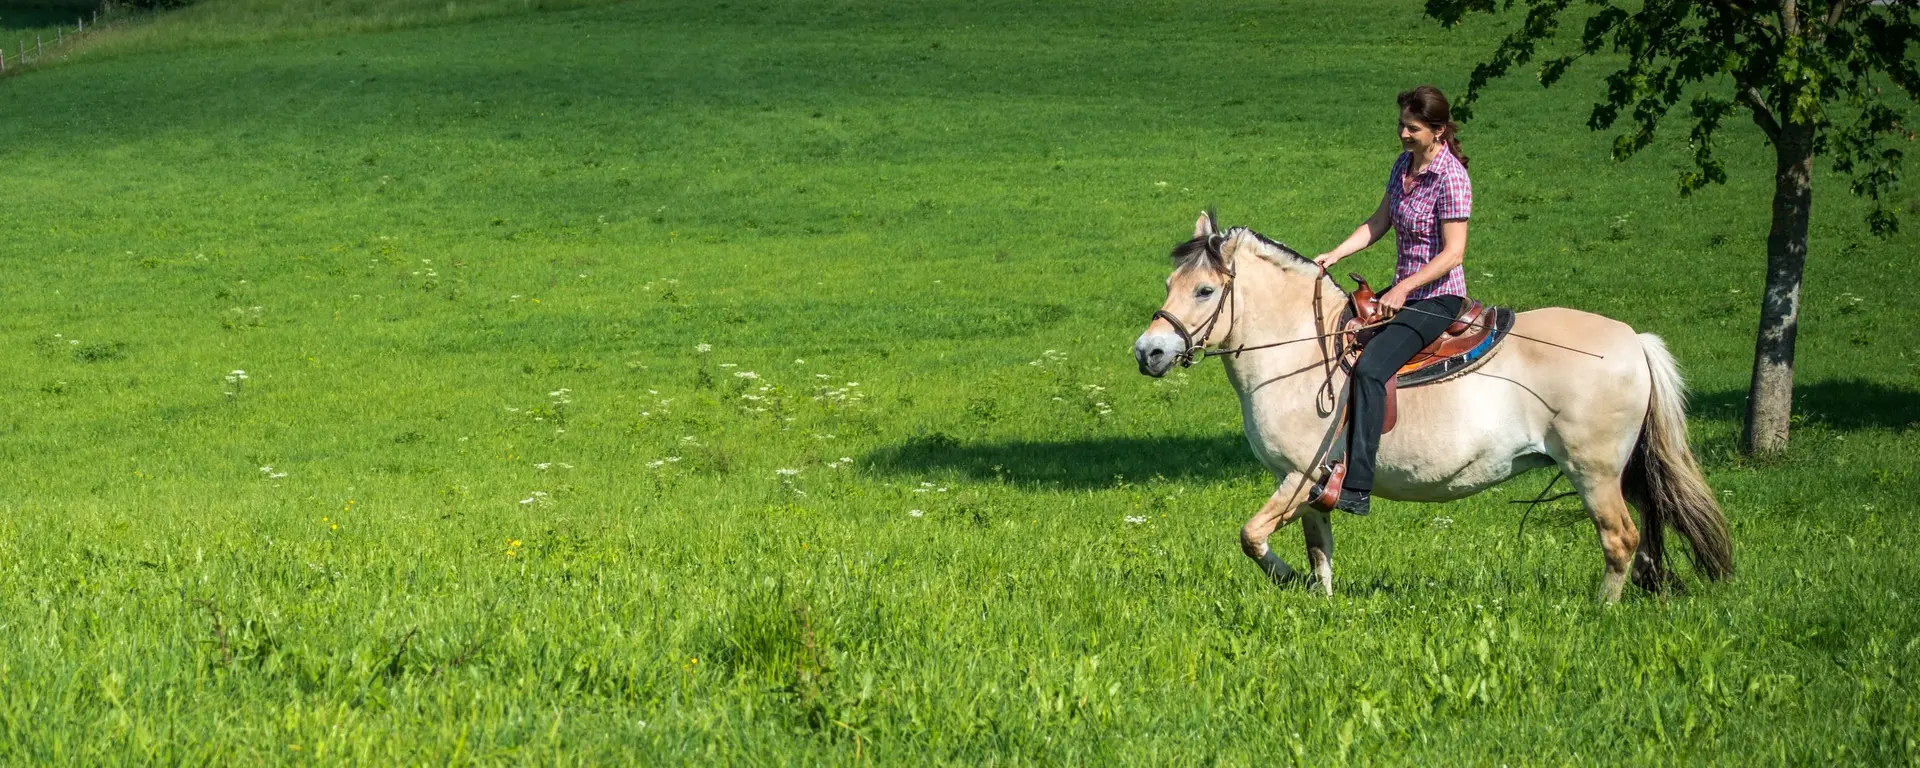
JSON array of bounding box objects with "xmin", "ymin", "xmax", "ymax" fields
[{"xmin": 1623, "ymin": 334, "xmax": 1734, "ymax": 582}]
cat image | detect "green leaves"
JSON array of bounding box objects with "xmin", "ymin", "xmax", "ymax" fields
[
  {"xmin": 1428, "ymin": 0, "xmax": 1918, "ymax": 234},
  {"xmin": 1682, "ymin": 94, "xmax": 1738, "ymax": 196}
]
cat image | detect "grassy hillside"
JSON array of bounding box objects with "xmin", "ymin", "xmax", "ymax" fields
[{"xmin": 0, "ymin": 0, "xmax": 1915, "ymax": 763}]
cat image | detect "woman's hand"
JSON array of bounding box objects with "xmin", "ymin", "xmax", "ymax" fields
[
  {"xmin": 1378, "ymin": 285, "xmax": 1411, "ymax": 318},
  {"xmin": 1312, "ymin": 252, "xmax": 1341, "ymax": 271}
]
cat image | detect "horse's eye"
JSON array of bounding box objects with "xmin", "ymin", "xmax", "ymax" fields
[{"xmin": 1196, "ymin": 286, "xmax": 1216, "ymax": 299}]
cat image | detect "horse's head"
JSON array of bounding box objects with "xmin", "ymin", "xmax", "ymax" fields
[{"xmin": 1135, "ymin": 211, "xmax": 1239, "ymax": 377}]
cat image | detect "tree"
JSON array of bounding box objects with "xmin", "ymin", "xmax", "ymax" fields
[{"xmin": 1426, "ymin": 0, "xmax": 1918, "ymax": 455}]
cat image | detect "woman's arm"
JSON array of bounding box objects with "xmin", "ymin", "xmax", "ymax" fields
[
  {"xmin": 1377, "ymin": 218, "xmax": 1468, "ymax": 314},
  {"xmin": 1312, "ymin": 192, "xmax": 1392, "ymax": 269}
]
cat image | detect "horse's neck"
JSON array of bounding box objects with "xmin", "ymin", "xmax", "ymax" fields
[{"xmin": 1218, "ymin": 258, "xmax": 1343, "ymax": 400}]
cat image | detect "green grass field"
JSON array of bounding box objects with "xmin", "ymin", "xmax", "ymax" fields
[{"xmin": 1, "ymin": 0, "xmax": 1916, "ymax": 763}]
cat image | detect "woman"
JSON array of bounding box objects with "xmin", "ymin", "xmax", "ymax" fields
[{"xmin": 1311, "ymin": 85, "xmax": 1473, "ymax": 516}]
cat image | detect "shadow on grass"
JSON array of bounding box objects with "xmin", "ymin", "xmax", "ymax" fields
[
  {"xmin": 865, "ymin": 433, "xmax": 1261, "ymax": 488},
  {"xmin": 1692, "ymin": 378, "xmax": 1920, "ymax": 431}
]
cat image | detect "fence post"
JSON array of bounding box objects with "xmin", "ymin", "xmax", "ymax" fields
[
  {"xmin": 37, "ymin": 35, "xmax": 42, "ymax": 59},
  {"xmin": 2, "ymin": 49, "xmax": 7, "ymax": 73}
]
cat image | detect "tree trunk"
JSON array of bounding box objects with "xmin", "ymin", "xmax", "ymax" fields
[{"xmin": 1742, "ymin": 123, "xmax": 1814, "ymax": 456}]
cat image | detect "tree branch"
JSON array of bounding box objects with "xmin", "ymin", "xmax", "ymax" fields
[
  {"xmin": 1740, "ymin": 86, "xmax": 1783, "ymax": 140},
  {"xmin": 1782, "ymin": 0, "xmax": 1801, "ymax": 38},
  {"xmin": 1713, "ymin": 0, "xmax": 1779, "ymax": 45},
  {"xmin": 1826, "ymin": 0, "xmax": 1855, "ymax": 29}
]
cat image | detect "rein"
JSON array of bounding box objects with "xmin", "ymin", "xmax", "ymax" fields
[
  {"xmin": 1154, "ymin": 264, "xmax": 1368, "ymax": 412},
  {"xmin": 1152, "ymin": 267, "xmax": 1604, "ymax": 375}
]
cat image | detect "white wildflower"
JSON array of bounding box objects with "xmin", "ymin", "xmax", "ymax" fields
[
  {"xmin": 909, "ymin": 509, "xmax": 925, "ymax": 518},
  {"xmin": 735, "ymin": 371, "xmax": 759, "ymax": 380},
  {"xmin": 695, "ymin": 343, "xmax": 712, "ymax": 353},
  {"xmin": 774, "ymin": 468, "xmax": 801, "ymax": 477},
  {"xmin": 1125, "ymin": 515, "xmax": 1147, "ymax": 524}
]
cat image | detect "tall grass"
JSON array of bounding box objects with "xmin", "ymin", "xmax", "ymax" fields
[{"xmin": 0, "ymin": 0, "xmax": 1915, "ymax": 763}]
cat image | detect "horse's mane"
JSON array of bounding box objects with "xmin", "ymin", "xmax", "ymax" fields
[{"xmin": 1170, "ymin": 225, "xmax": 1322, "ymax": 278}]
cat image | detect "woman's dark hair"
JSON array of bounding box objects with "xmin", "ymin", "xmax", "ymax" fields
[{"xmin": 1398, "ymin": 85, "xmax": 1468, "ymax": 169}]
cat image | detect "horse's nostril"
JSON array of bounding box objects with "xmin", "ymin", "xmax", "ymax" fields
[{"xmin": 1148, "ymin": 349, "xmax": 1164, "ymax": 358}]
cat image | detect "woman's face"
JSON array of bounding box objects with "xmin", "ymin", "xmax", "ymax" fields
[{"xmin": 1399, "ymin": 112, "xmax": 1441, "ymax": 154}]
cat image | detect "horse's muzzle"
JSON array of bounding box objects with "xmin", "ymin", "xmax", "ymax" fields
[{"xmin": 1134, "ymin": 332, "xmax": 1179, "ymax": 377}]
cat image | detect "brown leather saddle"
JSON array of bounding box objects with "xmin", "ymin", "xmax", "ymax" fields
[
  {"xmin": 1309, "ymin": 275, "xmax": 1514, "ymax": 511},
  {"xmin": 1338, "ymin": 272, "xmax": 1513, "ymax": 434}
]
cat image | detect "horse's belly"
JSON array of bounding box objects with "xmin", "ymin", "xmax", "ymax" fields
[
  {"xmin": 1373, "ymin": 451, "xmax": 1553, "ymax": 502},
  {"xmin": 1369, "ymin": 387, "xmax": 1553, "ymax": 502}
]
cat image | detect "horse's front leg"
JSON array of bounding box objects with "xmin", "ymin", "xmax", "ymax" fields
[
  {"xmin": 1239, "ymin": 472, "xmax": 1315, "ymax": 586},
  {"xmin": 1301, "ymin": 508, "xmax": 1334, "ymax": 596}
]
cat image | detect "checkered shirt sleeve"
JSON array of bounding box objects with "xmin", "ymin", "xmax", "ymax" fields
[{"xmin": 1434, "ymin": 163, "xmax": 1471, "ymax": 221}]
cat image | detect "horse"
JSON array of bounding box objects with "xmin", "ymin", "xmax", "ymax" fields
[{"xmin": 1133, "ymin": 213, "xmax": 1732, "ymax": 603}]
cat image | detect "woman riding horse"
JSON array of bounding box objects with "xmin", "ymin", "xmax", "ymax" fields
[{"xmin": 1311, "ymin": 85, "xmax": 1473, "ymax": 516}]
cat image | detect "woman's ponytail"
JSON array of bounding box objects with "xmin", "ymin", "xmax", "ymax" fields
[{"xmin": 1444, "ymin": 121, "xmax": 1468, "ymax": 169}]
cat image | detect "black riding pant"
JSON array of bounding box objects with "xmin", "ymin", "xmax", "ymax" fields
[{"xmin": 1344, "ymin": 294, "xmax": 1465, "ymax": 492}]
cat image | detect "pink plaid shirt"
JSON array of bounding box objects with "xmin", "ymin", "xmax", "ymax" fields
[{"xmin": 1386, "ymin": 145, "xmax": 1471, "ymax": 300}]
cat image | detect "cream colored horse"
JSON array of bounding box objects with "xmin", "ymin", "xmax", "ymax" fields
[{"xmin": 1134, "ymin": 214, "xmax": 1731, "ymax": 603}]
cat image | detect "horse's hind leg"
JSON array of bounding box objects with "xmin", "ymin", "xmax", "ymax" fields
[
  {"xmin": 1564, "ymin": 467, "xmax": 1640, "ymax": 604},
  {"xmin": 1240, "ymin": 472, "xmax": 1314, "ymax": 586},
  {"xmin": 1302, "ymin": 508, "xmax": 1334, "ymax": 596}
]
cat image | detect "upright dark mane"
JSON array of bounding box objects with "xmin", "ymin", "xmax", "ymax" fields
[
  {"xmin": 1232, "ymin": 227, "xmax": 1312, "ymax": 266},
  {"xmin": 1168, "ymin": 225, "xmax": 1314, "ymax": 271},
  {"xmin": 1170, "ymin": 235, "xmax": 1221, "ymax": 269}
]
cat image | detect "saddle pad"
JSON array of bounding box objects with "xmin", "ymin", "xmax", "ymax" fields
[
  {"xmin": 1394, "ymin": 306, "xmax": 1515, "ymax": 387},
  {"xmin": 1339, "ymin": 306, "xmax": 1515, "ymax": 387}
]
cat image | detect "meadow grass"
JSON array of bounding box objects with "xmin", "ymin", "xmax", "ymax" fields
[{"xmin": 0, "ymin": 0, "xmax": 1916, "ymax": 763}]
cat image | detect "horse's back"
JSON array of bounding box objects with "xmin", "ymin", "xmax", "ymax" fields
[{"xmin": 1375, "ymin": 306, "xmax": 1653, "ymax": 500}]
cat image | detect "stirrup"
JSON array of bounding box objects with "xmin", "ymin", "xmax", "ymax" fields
[{"xmin": 1308, "ymin": 462, "xmax": 1346, "ymax": 512}]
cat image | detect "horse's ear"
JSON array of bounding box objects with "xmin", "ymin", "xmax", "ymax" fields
[{"xmin": 1193, "ymin": 211, "xmax": 1215, "ymax": 239}]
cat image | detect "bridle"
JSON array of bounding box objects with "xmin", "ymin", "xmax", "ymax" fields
[
  {"xmin": 1146, "ymin": 239, "xmax": 1351, "ymax": 410},
  {"xmin": 1150, "ymin": 234, "xmax": 1238, "ymax": 368}
]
